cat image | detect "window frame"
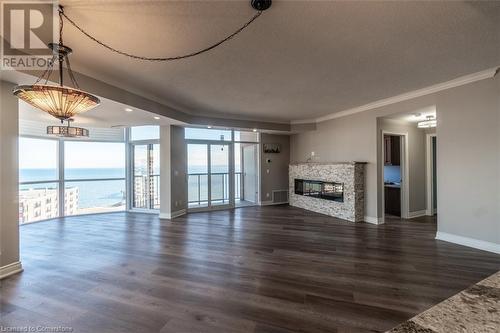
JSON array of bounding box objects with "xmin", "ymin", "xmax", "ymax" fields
[{"xmin": 18, "ymin": 135, "xmax": 127, "ymax": 224}]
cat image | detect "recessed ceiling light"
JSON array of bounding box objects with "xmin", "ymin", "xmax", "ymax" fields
[
  {"xmin": 125, "ymin": 108, "xmax": 133, "ymax": 112},
  {"xmin": 252, "ymin": 128, "xmax": 257, "ymax": 132},
  {"xmin": 207, "ymin": 125, "xmax": 212, "ymax": 129},
  {"xmin": 153, "ymin": 116, "xmax": 160, "ymax": 120}
]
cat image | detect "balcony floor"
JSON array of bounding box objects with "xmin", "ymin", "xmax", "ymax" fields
[{"xmin": 1, "ymin": 206, "xmax": 499, "ymax": 332}]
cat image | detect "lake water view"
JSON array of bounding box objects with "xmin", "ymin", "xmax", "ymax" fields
[{"xmin": 20, "ymin": 166, "xmax": 235, "ymax": 210}]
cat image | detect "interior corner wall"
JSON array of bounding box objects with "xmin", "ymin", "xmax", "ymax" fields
[
  {"xmin": 290, "ymin": 93, "xmax": 438, "ymax": 220},
  {"xmin": 436, "ymin": 78, "xmax": 500, "ymax": 246},
  {"xmin": 290, "ymin": 76, "xmax": 500, "ymax": 250},
  {"xmin": 170, "ymin": 125, "xmax": 187, "ymax": 214},
  {"xmin": 0, "ymin": 81, "xmax": 20, "ymax": 269},
  {"xmin": 260, "ymin": 133, "xmax": 290, "ymax": 202},
  {"xmin": 377, "ymin": 118, "xmax": 427, "ymax": 214}
]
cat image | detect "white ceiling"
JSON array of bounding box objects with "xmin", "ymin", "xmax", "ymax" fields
[
  {"xmin": 35, "ymin": 1, "xmax": 500, "ymax": 123},
  {"xmin": 384, "ymin": 105, "xmax": 437, "ymax": 123},
  {"xmin": 19, "ymin": 96, "xmax": 185, "ymax": 128}
]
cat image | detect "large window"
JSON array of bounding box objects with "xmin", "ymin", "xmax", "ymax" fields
[
  {"xmin": 18, "ymin": 137, "xmax": 126, "ymax": 224},
  {"xmin": 64, "ymin": 142, "xmax": 126, "ymax": 216},
  {"xmin": 129, "ymin": 126, "xmax": 160, "ymax": 211},
  {"xmin": 130, "ymin": 126, "xmax": 160, "ymax": 141},
  {"xmin": 19, "ymin": 138, "xmax": 58, "ymax": 182},
  {"xmin": 19, "ymin": 138, "xmax": 59, "ymax": 224},
  {"xmin": 185, "ymin": 128, "xmax": 232, "ymax": 141},
  {"xmin": 186, "ymin": 128, "xmax": 259, "ymax": 210}
]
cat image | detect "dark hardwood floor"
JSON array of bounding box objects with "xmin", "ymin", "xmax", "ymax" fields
[{"xmin": 1, "ymin": 205, "xmax": 499, "ymax": 333}]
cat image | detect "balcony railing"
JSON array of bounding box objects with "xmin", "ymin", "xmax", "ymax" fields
[
  {"xmin": 133, "ymin": 174, "xmax": 160, "ymax": 209},
  {"xmin": 188, "ymin": 172, "xmax": 242, "ymax": 206}
]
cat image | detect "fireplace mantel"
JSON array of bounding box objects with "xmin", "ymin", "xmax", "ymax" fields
[{"xmin": 289, "ymin": 162, "xmax": 366, "ymax": 222}]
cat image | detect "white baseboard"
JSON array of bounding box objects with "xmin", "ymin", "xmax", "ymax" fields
[
  {"xmin": 159, "ymin": 209, "xmax": 186, "ymax": 220},
  {"xmin": 426, "ymin": 208, "xmax": 437, "ymax": 216},
  {"xmin": 408, "ymin": 210, "xmax": 427, "ymax": 218},
  {"xmin": 436, "ymin": 231, "xmax": 500, "ymax": 254},
  {"xmin": 364, "ymin": 216, "xmax": 384, "ymax": 224},
  {"xmin": 0, "ymin": 261, "xmax": 23, "ymax": 280},
  {"xmin": 260, "ymin": 200, "xmax": 288, "ymax": 206}
]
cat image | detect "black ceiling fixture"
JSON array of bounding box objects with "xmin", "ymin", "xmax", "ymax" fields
[
  {"xmin": 251, "ymin": 0, "xmax": 272, "ymax": 11},
  {"xmin": 59, "ymin": 0, "xmax": 272, "ymax": 62}
]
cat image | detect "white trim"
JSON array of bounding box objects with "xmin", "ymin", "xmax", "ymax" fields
[
  {"xmin": 380, "ymin": 131, "xmax": 409, "ymax": 223},
  {"xmin": 426, "ymin": 133, "xmax": 437, "ymax": 216},
  {"xmin": 159, "ymin": 209, "xmax": 186, "ymax": 220},
  {"xmin": 364, "ymin": 216, "xmax": 384, "ymax": 224},
  {"xmin": 436, "ymin": 232, "xmax": 500, "ymax": 255},
  {"xmin": 291, "ymin": 67, "xmax": 499, "ymax": 124},
  {"xmin": 408, "ymin": 210, "xmax": 427, "ymax": 218},
  {"xmin": 260, "ymin": 200, "xmax": 287, "ymax": 206},
  {"xmin": 0, "ymin": 261, "xmax": 23, "ymax": 280},
  {"xmin": 128, "ymin": 208, "xmax": 159, "ymax": 215}
]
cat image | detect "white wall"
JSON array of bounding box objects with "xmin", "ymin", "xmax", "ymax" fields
[
  {"xmin": 436, "ymin": 78, "xmax": 500, "ymax": 247},
  {"xmin": 0, "ymin": 81, "xmax": 22, "ymax": 278},
  {"xmin": 291, "ymin": 93, "xmax": 437, "ymax": 220},
  {"xmin": 260, "ymin": 133, "xmax": 290, "ymax": 203},
  {"xmin": 291, "ymin": 76, "xmax": 500, "ymax": 251}
]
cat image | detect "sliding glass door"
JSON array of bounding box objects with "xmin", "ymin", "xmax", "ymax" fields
[
  {"xmin": 187, "ymin": 142, "xmax": 232, "ymax": 210},
  {"xmin": 132, "ymin": 143, "xmax": 160, "ymax": 210},
  {"xmin": 187, "ymin": 144, "xmax": 209, "ymax": 208},
  {"xmin": 210, "ymin": 144, "xmax": 230, "ymax": 207}
]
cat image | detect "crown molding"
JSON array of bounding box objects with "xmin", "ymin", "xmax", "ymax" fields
[{"xmin": 291, "ymin": 67, "xmax": 499, "ymax": 125}]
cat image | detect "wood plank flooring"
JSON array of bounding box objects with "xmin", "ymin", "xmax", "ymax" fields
[{"xmin": 1, "ymin": 205, "xmax": 499, "ymax": 333}]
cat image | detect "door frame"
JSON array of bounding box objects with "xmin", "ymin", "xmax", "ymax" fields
[
  {"xmin": 242, "ymin": 143, "xmax": 259, "ymax": 204},
  {"xmin": 186, "ymin": 140, "xmax": 234, "ymax": 212},
  {"xmin": 381, "ymin": 131, "xmax": 409, "ymax": 222},
  {"xmin": 425, "ymin": 133, "xmax": 437, "ymax": 216},
  {"xmin": 128, "ymin": 140, "xmax": 160, "ymax": 212}
]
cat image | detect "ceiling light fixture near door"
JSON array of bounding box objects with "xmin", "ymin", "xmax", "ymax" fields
[
  {"xmin": 13, "ymin": 6, "xmax": 100, "ymax": 123},
  {"xmin": 47, "ymin": 119, "xmax": 89, "ymax": 138},
  {"xmin": 417, "ymin": 115, "xmax": 437, "ymax": 128}
]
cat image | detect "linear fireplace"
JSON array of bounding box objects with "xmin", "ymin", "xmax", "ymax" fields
[
  {"xmin": 289, "ymin": 162, "xmax": 366, "ymax": 222},
  {"xmin": 294, "ymin": 179, "xmax": 344, "ymax": 202}
]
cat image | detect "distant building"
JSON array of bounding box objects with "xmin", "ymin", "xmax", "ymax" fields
[
  {"xmin": 19, "ymin": 187, "xmax": 79, "ymax": 224},
  {"xmin": 134, "ymin": 175, "xmax": 159, "ymax": 209}
]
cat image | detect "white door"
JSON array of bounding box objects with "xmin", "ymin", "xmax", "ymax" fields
[{"xmin": 243, "ymin": 145, "xmax": 257, "ymax": 203}]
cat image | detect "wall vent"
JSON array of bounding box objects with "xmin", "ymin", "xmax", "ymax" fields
[{"xmin": 272, "ymin": 190, "xmax": 289, "ymax": 204}]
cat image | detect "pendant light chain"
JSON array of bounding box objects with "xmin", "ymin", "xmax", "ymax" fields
[{"xmin": 59, "ymin": 5, "xmax": 263, "ymax": 62}]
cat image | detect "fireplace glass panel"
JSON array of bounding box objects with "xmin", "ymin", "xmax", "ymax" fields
[{"xmin": 294, "ymin": 179, "xmax": 344, "ymax": 202}]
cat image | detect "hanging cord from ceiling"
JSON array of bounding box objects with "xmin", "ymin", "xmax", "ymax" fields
[{"xmin": 58, "ymin": 4, "xmax": 264, "ymax": 62}]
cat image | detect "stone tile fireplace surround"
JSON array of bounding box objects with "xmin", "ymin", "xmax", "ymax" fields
[{"xmin": 289, "ymin": 162, "xmax": 366, "ymax": 222}]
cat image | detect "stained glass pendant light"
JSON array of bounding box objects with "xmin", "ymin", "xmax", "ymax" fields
[
  {"xmin": 13, "ymin": 6, "xmax": 100, "ymax": 122},
  {"xmin": 47, "ymin": 118, "xmax": 89, "ymax": 138}
]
